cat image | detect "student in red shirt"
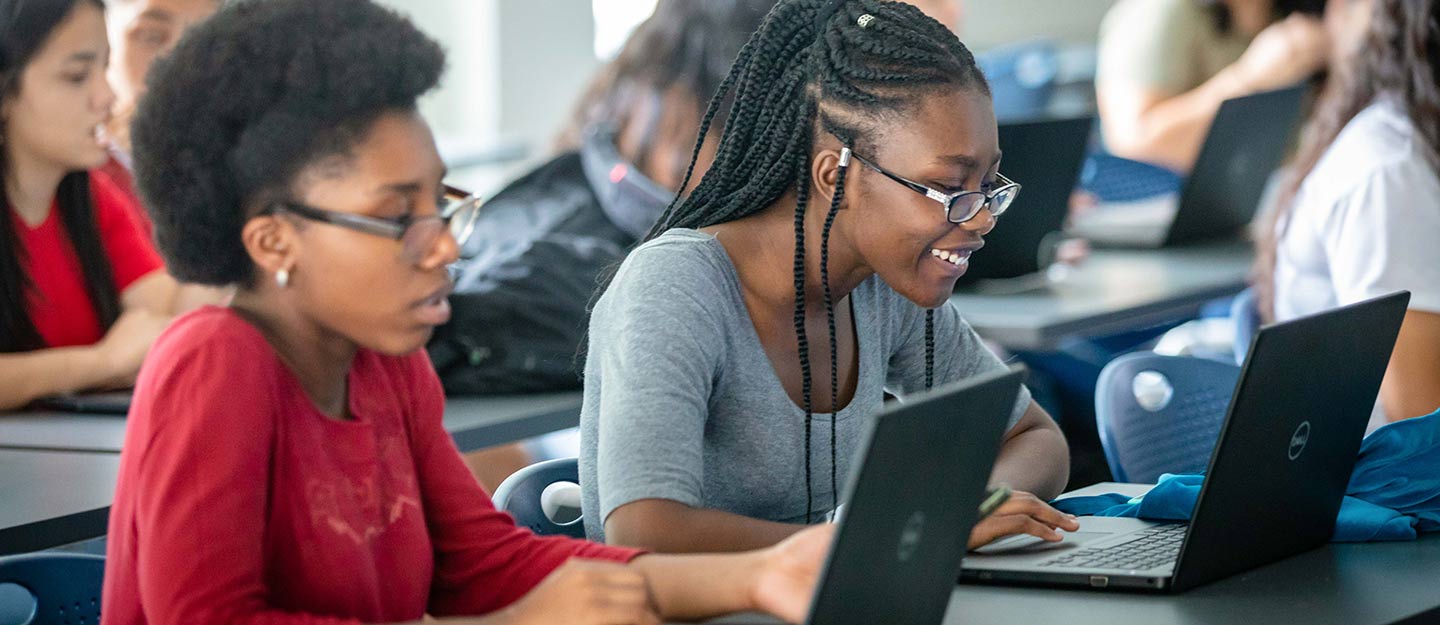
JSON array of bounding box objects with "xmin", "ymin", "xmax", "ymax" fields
[
  {"xmin": 101, "ymin": 1, "xmax": 830, "ymax": 624},
  {"xmin": 0, "ymin": 0, "xmax": 186, "ymax": 411}
]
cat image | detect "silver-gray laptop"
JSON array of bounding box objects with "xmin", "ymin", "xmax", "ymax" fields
[
  {"xmin": 715, "ymin": 368, "xmax": 1023, "ymax": 624},
  {"xmin": 960, "ymin": 292, "xmax": 1409, "ymax": 592}
]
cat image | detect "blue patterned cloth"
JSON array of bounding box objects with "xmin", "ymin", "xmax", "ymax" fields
[{"xmin": 1053, "ymin": 411, "xmax": 1440, "ymax": 542}]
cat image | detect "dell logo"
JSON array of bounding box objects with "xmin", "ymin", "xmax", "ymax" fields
[
  {"xmin": 1289, "ymin": 421, "xmax": 1312, "ymax": 461},
  {"xmin": 897, "ymin": 511, "xmax": 926, "ymax": 562}
]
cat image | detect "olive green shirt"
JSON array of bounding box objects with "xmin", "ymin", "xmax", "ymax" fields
[{"xmin": 1097, "ymin": 0, "xmax": 1253, "ymax": 96}]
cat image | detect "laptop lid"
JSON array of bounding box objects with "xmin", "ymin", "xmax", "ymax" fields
[
  {"xmin": 1164, "ymin": 85, "xmax": 1306, "ymax": 246},
  {"xmin": 957, "ymin": 115, "xmax": 1094, "ymax": 284},
  {"xmin": 29, "ymin": 391, "xmax": 133, "ymax": 415},
  {"xmin": 804, "ymin": 367, "xmax": 1023, "ymax": 625},
  {"xmin": 1171, "ymin": 291, "xmax": 1410, "ymax": 591}
]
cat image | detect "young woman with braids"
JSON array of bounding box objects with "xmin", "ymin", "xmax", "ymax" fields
[
  {"xmin": 1258, "ymin": 0, "xmax": 1440, "ymax": 431},
  {"xmin": 580, "ymin": 0, "xmax": 1076, "ymax": 554}
]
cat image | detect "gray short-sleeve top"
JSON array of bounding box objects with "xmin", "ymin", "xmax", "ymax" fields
[{"xmin": 579, "ymin": 229, "xmax": 1029, "ymax": 540}]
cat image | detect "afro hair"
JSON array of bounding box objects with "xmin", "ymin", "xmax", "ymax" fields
[{"xmin": 132, "ymin": 0, "xmax": 446, "ymax": 285}]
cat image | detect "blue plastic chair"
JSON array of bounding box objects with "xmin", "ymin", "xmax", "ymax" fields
[
  {"xmin": 491, "ymin": 457, "xmax": 586, "ymax": 538},
  {"xmin": 1095, "ymin": 353, "xmax": 1242, "ymax": 483},
  {"xmin": 0, "ymin": 553, "xmax": 104, "ymax": 625},
  {"xmin": 977, "ymin": 39, "xmax": 1060, "ymax": 122},
  {"xmin": 1230, "ymin": 287, "xmax": 1262, "ymax": 365}
]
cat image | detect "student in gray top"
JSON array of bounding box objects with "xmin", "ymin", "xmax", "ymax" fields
[{"xmin": 580, "ymin": 0, "xmax": 1078, "ymax": 553}]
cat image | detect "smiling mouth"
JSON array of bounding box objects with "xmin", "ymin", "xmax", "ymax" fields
[{"xmin": 930, "ymin": 248, "xmax": 971, "ymax": 267}]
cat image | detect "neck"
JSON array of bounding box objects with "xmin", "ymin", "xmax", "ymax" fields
[
  {"xmin": 4, "ymin": 147, "xmax": 67, "ymax": 226},
  {"xmin": 730, "ymin": 190, "xmax": 873, "ymax": 311},
  {"xmin": 230, "ymin": 289, "xmax": 358, "ymax": 419},
  {"xmin": 1224, "ymin": 0, "xmax": 1275, "ymax": 36}
]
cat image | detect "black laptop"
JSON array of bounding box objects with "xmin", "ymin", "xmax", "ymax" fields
[
  {"xmin": 956, "ymin": 115, "xmax": 1094, "ymax": 285},
  {"xmin": 718, "ymin": 367, "xmax": 1024, "ymax": 624},
  {"xmin": 961, "ymin": 291, "xmax": 1410, "ymax": 592},
  {"xmin": 1068, "ymin": 85, "xmax": 1306, "ymax": 248},
  {"xmin": 29, "ymin": 391, "xmax": 133, "ymax": 415}
]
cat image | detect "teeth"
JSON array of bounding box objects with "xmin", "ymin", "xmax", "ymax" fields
[{"xmin": 930, "ymin": 248, "xmax": 968, "ymax": 267}]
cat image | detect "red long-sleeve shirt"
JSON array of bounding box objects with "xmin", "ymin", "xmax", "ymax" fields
[{"xmin": 102, "ymin": 307, "xmax": 639, "ymax": 625}]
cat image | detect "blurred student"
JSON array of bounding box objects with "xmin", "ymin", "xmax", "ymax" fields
[
  {"xmin": 102, "ymin": 1, "xmax": 830, "ymax": 623},
  {"xmin": 99, "ymin": 0, "xmax": 220, "ymax": 226},
  {"xmin": 1097, "ymin": 0, "xmax": 1329, "ymax": 172},
  {"xmin": 0, "ymin": 0, "xmax": 178, "ymax": 411},
  {"xmin": 1259, "ymin": 0, "xmax": 1440, "ymax": 429},
  {"xmin": 431, "ymin": 1, "xmax": 778, "ymax": 489}
]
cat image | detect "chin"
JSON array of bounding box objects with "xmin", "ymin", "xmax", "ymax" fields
[{"xmin": 370, "ymin": 328, "xmax": 434, "ymax": 357}]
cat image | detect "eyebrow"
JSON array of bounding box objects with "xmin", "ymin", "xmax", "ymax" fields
[
  {"xmin": 932, "ymin": 151, "xmax": 1003, "ymax": 175},
  {"xmin": 64, "ymin": 51, "xmax": 101, "ymax": 64}
]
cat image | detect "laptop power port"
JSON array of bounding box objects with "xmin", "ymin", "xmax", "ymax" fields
[{"xmin": 1089, "ymin": 576, "xmax": 1110, "ymax": 588}]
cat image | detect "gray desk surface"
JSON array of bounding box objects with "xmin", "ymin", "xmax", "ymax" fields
[
  {"xmin": 0, "ymin": 391, "xmax": 582, "ymax": 454},
  {"xmin": 0, "ymin": 449, "xmax": 119, "ymax": 556},
  {"xmin": 943, "ymin": 482, "xmax": 1440, "ymax": 624},
  {"xmin": 950, "ymin": 240, "xmax": 1253, "ymax": 350}
]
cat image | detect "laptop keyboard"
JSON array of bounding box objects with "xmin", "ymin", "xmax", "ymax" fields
[{"xmin": 1039, "ymin": 524, "xmax": 1187, "ymax": 571}]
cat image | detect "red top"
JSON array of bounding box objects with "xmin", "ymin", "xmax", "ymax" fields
[
  {"xmin": 10, "ymin": 171, "xmax": 162, "ymax": 347},
  {"xmin": 102, "ymin": 307, "xmax": 640, "ymax": 625},
  {"xmin": 97, "ymin": 154, "xmax": 153, "ymax": 240}
]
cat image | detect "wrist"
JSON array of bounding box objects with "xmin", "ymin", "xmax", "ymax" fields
[{"xmin": 740, "ymin": 548, "xmax": 775, "ymax": 614}]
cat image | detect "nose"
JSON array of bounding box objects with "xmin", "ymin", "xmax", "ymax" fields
[
  {"xmin": 95, "ymin": 75, "xmax": 117, "ymax": 116},
  {"xmin": 961, "ymin": 205, "xmax": 997, "ymax": 236},
  {"xmin": 422, "ymin": 228, "xmax": 461, "ymax": 270}
]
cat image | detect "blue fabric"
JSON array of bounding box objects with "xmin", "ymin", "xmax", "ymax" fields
[{"xmin": 1053, "ymin": 411, "xmax": 1440, "ymax": 542}]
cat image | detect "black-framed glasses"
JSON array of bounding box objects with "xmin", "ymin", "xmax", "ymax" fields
[
  {"xmin": 845, "ymin": 149, "xmax": 1021, "ymax": 224},
  {"xmin": 268, "ymin": 184, "xmax": 483, "ymax": 263}
]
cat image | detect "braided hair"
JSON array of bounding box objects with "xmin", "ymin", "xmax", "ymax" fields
[{"xmin": 638, "ymin": 0, "xmax": 989, "ymax": 522}]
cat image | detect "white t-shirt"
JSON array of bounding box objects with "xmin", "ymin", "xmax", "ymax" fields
[{"xmin": 1274, "ymin": 97, "xmax": 1440, "ymax": 428}]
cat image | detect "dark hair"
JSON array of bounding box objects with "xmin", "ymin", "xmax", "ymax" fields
[
  {"xmin": 555, "ymin": 0, "xmax": 777, "ymax": 185},
  {"xmin": 0, "ymin": 0, "xmax": 114, "ymax": 353},
  {"xmin": 130, "ymin": 0, "xmax": 445, "ymax": 286},
  {"xmin": 1197, "ymin": 0, "xmax": 1327, "ymax": 33},
  {"xmin": 634, "ymin": 0, "xmax": 988, "ymax": 521},
  {"xmin": 1255, "ymin": 0, "xmax": 1440, "ymax": 320}
]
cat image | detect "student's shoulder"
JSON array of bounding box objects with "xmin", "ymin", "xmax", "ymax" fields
[
  {"xmin": 611, "ymin": 229, "xmax": 737, "ymax": 293},
  {"xmin": 1308, "ymin": 100, "xmax": 1440, "ymax": 203},
  {"xmin": 1103, "ymin": 0, "xmax": 1199, "ymax": 32},
  {"xmin": 148, "ymin": 306, "xmax": 279, "ymax": 373}
]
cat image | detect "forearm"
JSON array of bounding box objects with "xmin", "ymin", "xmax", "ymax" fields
[
  {"xmin": 0, "ymin": 348, "xmax": 110, "ymax": 411},
  {"xmin": 1099, "ymin": 67, "xmax": 1251, "ymax": 172},
  {"xmin": 990, "ymin": 404, "xmax": 1070, "ymax": 500},
  {"xmin": 1379, "ymin": 311, "xmax": 1440, "ymax": 422},
  {"xmin": 631, "ymin": 552, "xmax": 762, "ymax": 622},
  {"xmin": 606, "ymin": 499, "xmax": 806, "ymax": 553}
]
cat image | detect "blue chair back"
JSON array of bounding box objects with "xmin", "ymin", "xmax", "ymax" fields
[
  {"xmin": 491, "ymin": 458, "xmax": 586, "ymax": 538},
  {"xmin": 1230, "ymin": 287, "xmax": 1262, "ymax": 365},
  {"xmin": 977, "ymin": 40, "xmax": 1060, "ymax": 121},
  {"xmin": 0, "ymin": 553, "xmax": 104, "ymax": 625},
  {"xmin": 1095, "ymin": 353, "xmax": 1242, "ymax": 483}
]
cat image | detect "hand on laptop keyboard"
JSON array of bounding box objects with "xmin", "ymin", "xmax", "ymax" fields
[{"xmin": 967, "ymin": 490, "xmax": 1080, "ymax": 550}]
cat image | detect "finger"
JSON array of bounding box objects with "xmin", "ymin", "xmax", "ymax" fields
[{"xmin": 992, "ymin": 514, "xmax": 1064, "ymax": 542}]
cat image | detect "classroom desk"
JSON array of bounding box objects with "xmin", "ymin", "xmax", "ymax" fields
[
  {"xmin": 0, "ymin": 392, "xmax": 583, "ymax": 552},
  {"xmin": 0, "ymin": 449, "xmax": 119, "ymax": 556},
  {"xmin": 946, "ymin": 482, "xmax": 1440, "ymax": 624},
  {"xmin": 949, "ymin": 239, "xmax": 1254, "ymax": 351},
  {"xmin": 0, "ymin": 391, "xmax": 583, "ymax": 454}
]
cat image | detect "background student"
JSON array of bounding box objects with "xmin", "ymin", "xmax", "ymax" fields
[
  {"xmin": 434, "ymin": 0, "xmax": 779, "ymax": 490},
  {"xmin": 0, "ymin": 0, "xmax": 176, "ymax": 411},
  {"xmin": 1096, "ymin": 0, "xmax": 1329, "ymax": 173},
  {"xmin": 99, "ymin": 0, "xmax": 220, "ymax": 229},
  {"xmin": 1259, "ymin": 0, "xmax": 1440, "ymax": 429},
  {"xmin": 581, "ymin": 0, "xmax": 1076, "ymax": 554},
  {"xmin": 103, "ymin": 1, "xmax": 830, "ymax": 623}
]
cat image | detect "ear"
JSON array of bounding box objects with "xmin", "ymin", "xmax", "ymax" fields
[
  {"xmin": 240, "ymin": 213, "xmax": 299, "ymax": 284},
  {"xmin": 811, "ymin": 148, "xmax": 853, "ymax": 210}
]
